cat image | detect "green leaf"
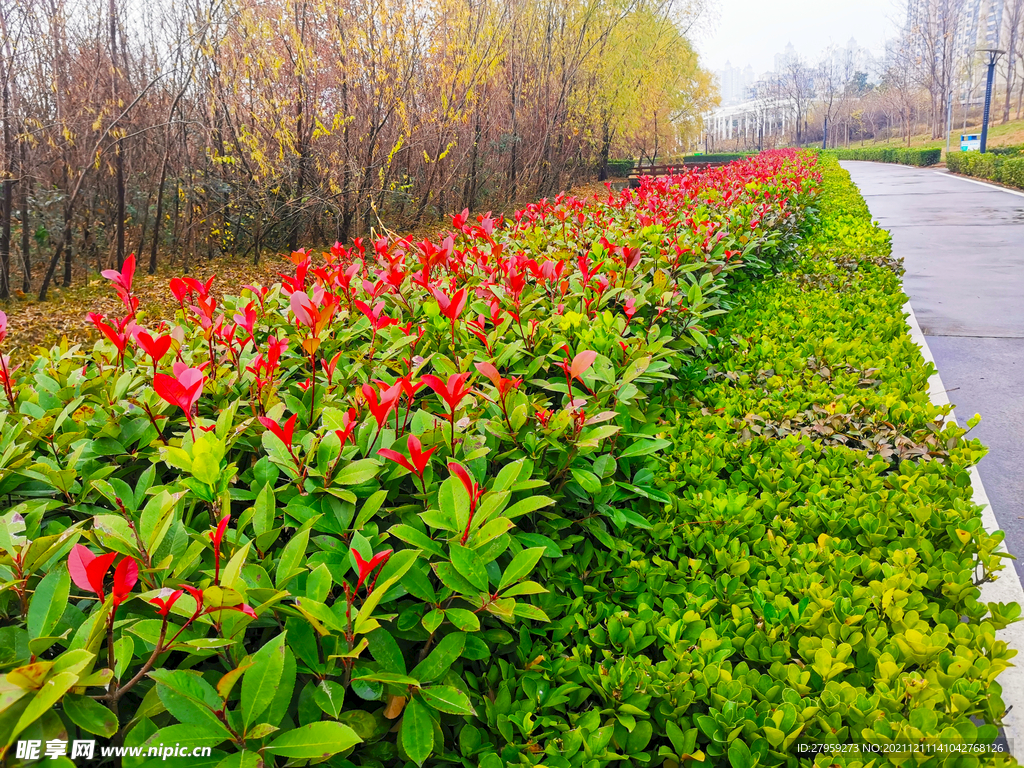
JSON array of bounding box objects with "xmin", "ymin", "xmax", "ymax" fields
[
  {"xmin": 411, "ymin": 632, "xmax": 465, "ymax": 683},
  {"xmin": 241, "ymin": 632, "xmax": 286, "ymax": 729},
  {"xmin": 571, "ymin": 468, "xmax": 602, "ymax": 493},
  {"xmin": 312, "ymin": 679, "xmax": 346, "ymax": 718},
  {"xmin": 253, "ymin": 483, "xmax": 276, "ymax": 536},
  {"xmin": 619, "ymin": 438, "xmax": 671, "ymax": 458},
  {"xmin": 449, "ymin": 543, "xmax": 489, "ymax": 591},
  {"xmin": 263, "ymin": 647, "xmax": 297, "ymax": 728},
  {"xmin": 515, "ymin": 532, "xmax": 562, "ymax": 557},
  {"xmin": 490, "ymin": 459, "xmax": 525, "ymax": 493},
  {"xmin": 498, "ymin": 547, "xmax": 545, "ymax": 590},
  {"xmin": 368, "ymin": 628, "xmax": 407, "ymax": 675},
  {"xmin": 610, "ymin": 506, "xmax": 653, "ymax": 530},
  {"xmin": 434, "ymin": 562, "xmax": 480, "ymax": 595},
  {"xmin": 28, "ymin": 564, "xmax": 70, "ymax": 640},
  {"xmin": 353, "ymin": 489, "xmax": 387, "ymax": 530},
  {"xmin": 352, "ymin": 671, "xmax": 420, "ymax": 686},
  {"xmin": 437, "ymin": 475, "xmax": 470, "ymax": 533},
  {"xmin": 400, "ymin": 696, "xmax": 435, "ymax": 767},
  {"xmin": 215, "ymin": 751, "xmax": 262, "ymax": 768},
  {"xmin": 191, "ymin": 433, "xmax": 226, "ymax": 486},
  {"xmin": 63, "ymin": 693, "xmax": 118, "ymax": 737},
  {"xmin": 144, "ymin": 722, "xmax": 228, "ymax": 752},
  {"xmin": 333, "ymin": 459, "xmax": 381, "ymax": 485},
  {"xmin": 265, "ymin": 721, "xmax": 362, "ymax": 759},
  {"xmin": 275, "ymin": 528, "xmax": 310, "ymax": 588},
  {"xmin": 666, "ymin": 721, "xmax": 690, "ymax": 755},
  {"xmin": 445, "ymin": 608, "xmax": 481, "ymax": 631},
  {"xmin": 503, "ymin": 495, "xmax": 555, "ymax": 519},
  {"xmin": 388, "ymin": 524, "xmax": 445, "ymax": 558},
  {"xmin": 501, "ymin": 581, "xmax": 548, "ymax": 597},
  {"xmin": 10, "ymin": 671, "xmax": 77, "ymax": 741},
  {"xmin": 420, "ymin": 685, "xmax": 476, "ymax": 716},
  {"xmin": 139, "ymin": 490, "xmax": 181, "ymax": 554},
  {"xmin": 150, "ymin": 669, "xmax": 229, "ymax": 735},
  {"xmin": 728, "ymin": 738, "xmax": 755, "ymax": 768},
  {"xmin": 423, "ymin": 609, "xmax": 445, "ymax": 634}
]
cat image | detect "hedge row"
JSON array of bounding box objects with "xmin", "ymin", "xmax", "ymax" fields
[
  {"xmin": 2, "ymin": 152, "xmax": 1018, "ymax": 767},
  {"xmin": 604, "ymin": 160, "xmax": 635, "ymax": 178},
  {"xmin": 510, "ymin": 154, "xmax": 1018, "ymax": 767},
  {"xmin": 946, "ymin": 151, "xmax": 1024, "ymax": 190},
  {"xmin": 0, "ymin": 152, "xmax": 816, "ymax": 766},
  {"xmin": 825, "ymin": 147, "xmax": 942, "ymax": 167},
  {"xmin": 986, "ymin": 145, "xmax": 1024, "ymax": 157}
]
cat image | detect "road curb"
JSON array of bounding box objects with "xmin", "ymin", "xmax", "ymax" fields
[
  {"xmin": 934, "ymin": 169, "xmax": 1024, "ymax": 199},
  {"xmin": 903, "ymin": 298, "xmax": 1024, "ymax": 753}
]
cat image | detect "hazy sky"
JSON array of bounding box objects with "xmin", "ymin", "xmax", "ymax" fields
[{"xmin": 694, "ymin": 0, "xmax": 904, "ymax": 74}]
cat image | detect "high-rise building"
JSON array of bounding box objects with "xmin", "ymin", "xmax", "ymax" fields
[
  {"xmin": 907, "ymin": 0, "xmax": 1008, "ymax": 94},
  {"xmin": 714, "ymin": 61, "xmax": 756, "ymax": 105}
]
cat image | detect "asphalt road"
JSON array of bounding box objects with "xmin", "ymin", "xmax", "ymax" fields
[{"xmin": 842, "ymin": 161, "xmax": 1024, "ymax": 580}]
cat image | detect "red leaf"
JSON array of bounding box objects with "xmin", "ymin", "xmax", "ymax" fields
[
  {"xmin": 84, "ymin": 551, "xmax": 118, "ymax": 601},
  {"xmin": 154, "ymin": 373, "xmax": 189, "ymax": 411},
  {"xmin": 353, "ymin": 548, "xmax": 393, "ymax": 591},
  {"xmin": 112, "ymin": 557, "xmax": 139, "ymax": 605},
  {"xmin": 150, "ymin": 588, "xmax": 184, "ymax": 616},
  {"xmin": 259, "ymin": 413, "xmax": 297, "ymax": 448},
  {"xmin": 570, "ymin": 351, "xmax": 598, "ymax": 381},
  {"xmin": 290, "ymin": 291, "xmax": 315, "ymax": 327},
  {"xmin": 211, "ymin": 514, "xmax": 230, "ymax": 547},
  {"xmin": 68, "ymin": 544, "xmax": 96, "ymax": 593},
  {"xmin": 474, "ymin": 361, "xmax": 501, "ymax": 388},
  {"xmin": 137, "ymin": 331, "xmax": 172, "ymax": 363},
  {"xmin": 378, "ymin": 448, "xmax": 417, "ymax": 476}
]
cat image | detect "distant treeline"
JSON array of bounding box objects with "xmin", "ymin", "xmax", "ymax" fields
[{"xmin": 0, "ymin": 0, "xmax": 716, "ymax": 300}]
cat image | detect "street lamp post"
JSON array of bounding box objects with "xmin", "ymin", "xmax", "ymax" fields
[
  {"xmin": 978, "ymin": 48, "xmax": 1005, "ymax": 154},
  {"xmin": 945, "ymin": 90, "xmax": 952, "ymax": 155}
]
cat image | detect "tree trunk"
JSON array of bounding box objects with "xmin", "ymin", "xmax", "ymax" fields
[
  {"xmin": 20, "ymin": 143, "xmax": 29, "ymax": 293},
  {"xmin": 150, "ymin": 147, "xmax": 171, "ymax": 274},
  {"xmin": 464, "ymin": 109, "xmax": 483, "ymax": 210},
  {"xmin": 1004, "ymin": 36, "xmax": 1017, "ymax": 123},
  {"xmin": 62, "ymin": 226, "xmax": 73, "ymax": 287},
  {"xmin": 0, "ymin": 60, "xmax": 12, "ymax": 300},
  {"xmin": 110, "ymin": 0, "xmax": 126, "ymax": 269},
  {"xmin": 340, "ymin": 73, "xmax": 353, "ymax": 243},
  {"xmin": 597, "ymin": 116, "xmax": 612, "ymax": 182}
]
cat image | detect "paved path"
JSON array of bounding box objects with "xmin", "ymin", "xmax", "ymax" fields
[{"xmin": 842, "ymin": 161, "xmax": 1024, "ymax": 581}]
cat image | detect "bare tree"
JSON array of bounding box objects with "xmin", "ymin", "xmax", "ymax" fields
[
  {"xmin": 909, "ymin": 0, "xmax": 969, "ymax": 138},
  {"xmin": 816, "ymin": 47, "xmax": 854, "ymax": 148},
  {"xmin": 1004, "ymin": 0, "xmax": 1024, "ymax": 121},
  {"xmin": 779, "ymin": 55, "xmax": 812, "ymax": 145},
  {"xmin": 881, "ymin": 31, "xmax": 920, "ymax": 144}
]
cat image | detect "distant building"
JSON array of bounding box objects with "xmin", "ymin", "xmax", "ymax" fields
[
  {"xmin": 907, "ymin": 0, "xmax": 1010, "ymax": 101},
  {"xmin": 774, "ymin": 43, "xmax": 798, "ymax": 74},
  {"xmin": 831, "ymin": 37, "xmax": 875, "ymax": 77},
  {"xmin": 714, "ymin": 61, "xmax": 756, "ymax": 105}
]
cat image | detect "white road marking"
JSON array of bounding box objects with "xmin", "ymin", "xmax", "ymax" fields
[
  {"xmin": 935, "ymin": 170, "xmax": 1024, "ymax": 199},
  {"xmin": 904, "ymin": 299, "xmax": 1024, "ymax": 753}
]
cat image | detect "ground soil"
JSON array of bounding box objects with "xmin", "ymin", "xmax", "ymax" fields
[{"xmin": 0, "ymin": 179, "xmax": 622, "ymax": 362}]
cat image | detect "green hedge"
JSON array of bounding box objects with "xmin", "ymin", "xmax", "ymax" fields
[
  {"xmin": 480, "ymin": 154, "xmax": 1017, "ymax": 765},
  {"xmin": 1, "ymin": 154, "xmax": 1017, "ymax": 767},
  {"xmin": 988, "ymin": 145, "xmax": 1024, "ymax": 157},
  {"xmin": 1002, "ymin": 157, "xmax": 1024, "ymax": 188},
  {"xmin": 825, "ymin": 147, "xmax": 942, "ymax": 166},
  {"xmin": 0, "ymin": 152, "xmax": 819, "ymax": 767},
  {"xmin": 631, "ymin": 154, "xmax": 752, "ymax": 170},
  {"xmin": 605, "ymin": 159, "xmax": 634, "ymax": 177},
  {"xmin": 947, "ymin": 150, "xmax": 1024, "ymax": 190},
  {"xmin": 681, "ymin": 153, "xmax": 751, "ymax": 163}
]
